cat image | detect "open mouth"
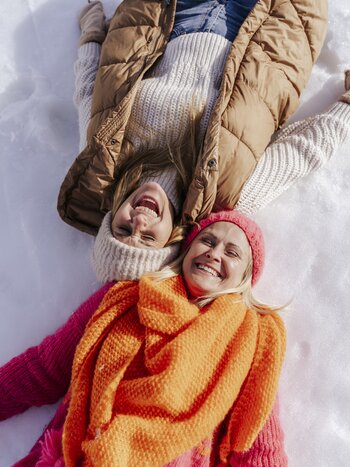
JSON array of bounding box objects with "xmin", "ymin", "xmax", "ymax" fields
[
  {"xmin": 134, "ymin": 196, "xmax": 160, "ymax": 218},
  {"xmin": 195, "ymin": 263, "xmax": 222, "ymax": 278}
]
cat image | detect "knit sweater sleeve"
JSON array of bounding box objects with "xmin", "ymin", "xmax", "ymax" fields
[
  {"xmin": 228, "ymin": 398, "xmax": 287, "ymax": 466},
  {"xmin": 235, "ymin": 101, "xmax": 350, "ymax": 215},
  {"xmin": 0, "ymin": 283, "xmax": 112, "ymax": 421},
  {"xmin": 73, "ymin": 42, "xmax": 101, "ymax": 152}
]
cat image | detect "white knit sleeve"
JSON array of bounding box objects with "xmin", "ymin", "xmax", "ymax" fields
[
  {"xmin": 235, "ymin": 102, "xmax": 350, "ymax": 215},
  {"xmin": 73, "ymin": 42, "xmax": 101, "ymax": 151}
]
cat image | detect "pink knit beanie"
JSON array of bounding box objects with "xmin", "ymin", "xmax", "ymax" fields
[{"xmin": 182, "ymin": 210, "xmax": 265, "ymax": 286}]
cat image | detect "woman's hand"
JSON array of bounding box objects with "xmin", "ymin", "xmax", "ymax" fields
[
  {"xmin": 345, "ymin": 70, "xmax": 350, "ymax": 91},
  {"xmin": 341, "ymin": 70, "xmax": 350, "ymax": 104},
  {"xmin": 79, "ymin": 1, "xmax": 106, "ymax": 46}
]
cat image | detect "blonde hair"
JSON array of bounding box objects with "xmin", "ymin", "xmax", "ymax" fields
[
  {"xmin": 110, "ymin": 113, "xmax": 202, "ymax": 247},
  {"xmin": 165, "ymin": 224, "xmax": 188, "ymax": 246},
  {"xmin": 146, "ymin": 248, "xmax": 286, "ymax": 314},
  {"xmin": 111, "ymin": 111, "xmax": 202, "ymax": 220}
]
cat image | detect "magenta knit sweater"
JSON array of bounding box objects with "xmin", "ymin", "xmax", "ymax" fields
[{"xmin": 0, "ymin": 284, "xmax": 288, "ymax": 466}]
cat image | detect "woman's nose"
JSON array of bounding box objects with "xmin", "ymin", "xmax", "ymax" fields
[
  {"xmin": 205, "ymin": 247, "xmax": 221, "ymax": 262},
  {"xmin": 131, "ymin": 212, "xmax": 148, "ymax": 232}
]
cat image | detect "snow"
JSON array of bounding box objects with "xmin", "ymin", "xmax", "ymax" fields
[{"xmin": 0, "ymin": 0, "xmax": 350, "ymax": 465}]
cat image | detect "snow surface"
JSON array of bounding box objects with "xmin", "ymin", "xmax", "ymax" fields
[{"xmin": 0, "ymin": 1, "xmax": 350, "ymax": 465}]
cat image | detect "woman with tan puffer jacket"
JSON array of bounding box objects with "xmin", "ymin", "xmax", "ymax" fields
[
  {"xmin": 60, "ymin": 1, "xmax": 350, "ymax": 288},
  {"xmin": 58, "ymin": 0, "xmax": 340, "ymax": 242}
]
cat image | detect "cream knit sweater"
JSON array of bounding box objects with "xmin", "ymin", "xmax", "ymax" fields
[{"xmin": 73, "ymin": 38, "xmax": 350, "ymax": 218}]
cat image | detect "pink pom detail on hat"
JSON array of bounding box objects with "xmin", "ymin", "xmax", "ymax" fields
[{"xmin": 182, "ymin": 210, "xmax": 265, "ymax": 286}]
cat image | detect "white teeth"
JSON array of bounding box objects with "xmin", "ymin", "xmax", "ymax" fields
[
  {"xmin": 134, "ymin": 197, "xmax": 159, "ymax": 217},
  {"xmin": 135, "ymin": 206, "xmax": 158, "ymax": 218},
  {"xmin": 197, "ymin": 264, "xmax": 220, "ymax": 277}
]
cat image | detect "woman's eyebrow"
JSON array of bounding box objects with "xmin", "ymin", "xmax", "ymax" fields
[{"xmin": 199, "ymin": 231, "xmax": 216, "ymax": 239}]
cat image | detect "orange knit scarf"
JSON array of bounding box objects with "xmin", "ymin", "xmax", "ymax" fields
[{"xmin": 62, "ymin": 276, "xmax": 286, "ymax": 466}]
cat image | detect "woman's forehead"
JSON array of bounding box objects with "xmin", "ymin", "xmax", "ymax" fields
[
  {"xmin": 201, "ymin": 221, "xmax": 243, "ymax": 236},
  {"xmin": 200, "ymin": 222, "xmax": 250, "ymax": 250}
]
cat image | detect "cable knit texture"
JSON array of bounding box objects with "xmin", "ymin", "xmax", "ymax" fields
[
  {"xmin": 73, "ymin": 42, "xmax": 101, "ymax": 152},
  {"xmin": 73, "ymin": 32, "xmax": 231, "ymax": 153},
  {"xmin": 91, "ymin": 212, "xmax": 180, "ymax": 282},
  {"xmin": 236, "ymin": 102, "xmax": 350, "ymax": 214},
  {"xmin": 63, "ymin": 276, "xmax": 286, "ymax": 466},
  {"xmin": 74, "ymin": 43, "xmax": 350, "ymax": 217},
  {"xmin": 123, "ymin": 32, "xmax": 231, "ymax": 154}
]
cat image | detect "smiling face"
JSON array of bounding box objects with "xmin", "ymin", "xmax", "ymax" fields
[
  {"xmin": 182, "ymin": 222, "xmax": 251, "ymax": 299},
  {"xmin": 111, "ymin": 182, "xmax": 174, "ymax": 248}
]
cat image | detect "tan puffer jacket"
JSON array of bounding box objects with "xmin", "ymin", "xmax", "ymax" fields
[{"xmin": 58, "ymin": 0, "xmax": 327, "ymax": 235}]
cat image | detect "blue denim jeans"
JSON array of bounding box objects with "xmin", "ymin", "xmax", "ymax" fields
[{"xmin": 170, "ymin": 0, "xmax": 258, "ymax": 42}]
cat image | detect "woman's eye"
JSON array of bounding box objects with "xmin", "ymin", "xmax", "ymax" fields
[
  {"xmin": 141, "ymin": 235, "xmax": 155, "ymax": 242},
  {"xmin": 116, "ymin": 226, "xmax": 131, "ymax": 236},
  {"xmin": 201, "ymin": 237, "xmax": 213, "ymax": 246},
  {"xmin": 226, "ymin": 250, "xmax": 239, "ymax": 258}
]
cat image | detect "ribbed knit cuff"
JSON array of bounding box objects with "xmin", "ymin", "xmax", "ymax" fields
[
  {"xmin": 77, "ymin": 42, "xmax": 101, "ymax": 61},
  {"xmin": 91, "ymin": 212, "xmax": 180, "ymax": 282},
  {"xmin": 235, "ymin": 99, "xmax": 350, "ymax": 216}
]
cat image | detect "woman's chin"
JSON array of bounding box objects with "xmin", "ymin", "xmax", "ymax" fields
[{"xmin": 187, "ymin": 282, "xmax": 218, "ymax": 300}]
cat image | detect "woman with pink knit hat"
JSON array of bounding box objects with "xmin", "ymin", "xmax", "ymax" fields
[
  {"xmin": 60, "ymin": 0, "xmax": 350, "ymax": 289},
  {"xmin": 0, "ymin": 210, "xmax": 288, "ymax": 466},
  {"xmin": 3, "ymin": 0, "xmax": 350, "ymax": 464}
]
